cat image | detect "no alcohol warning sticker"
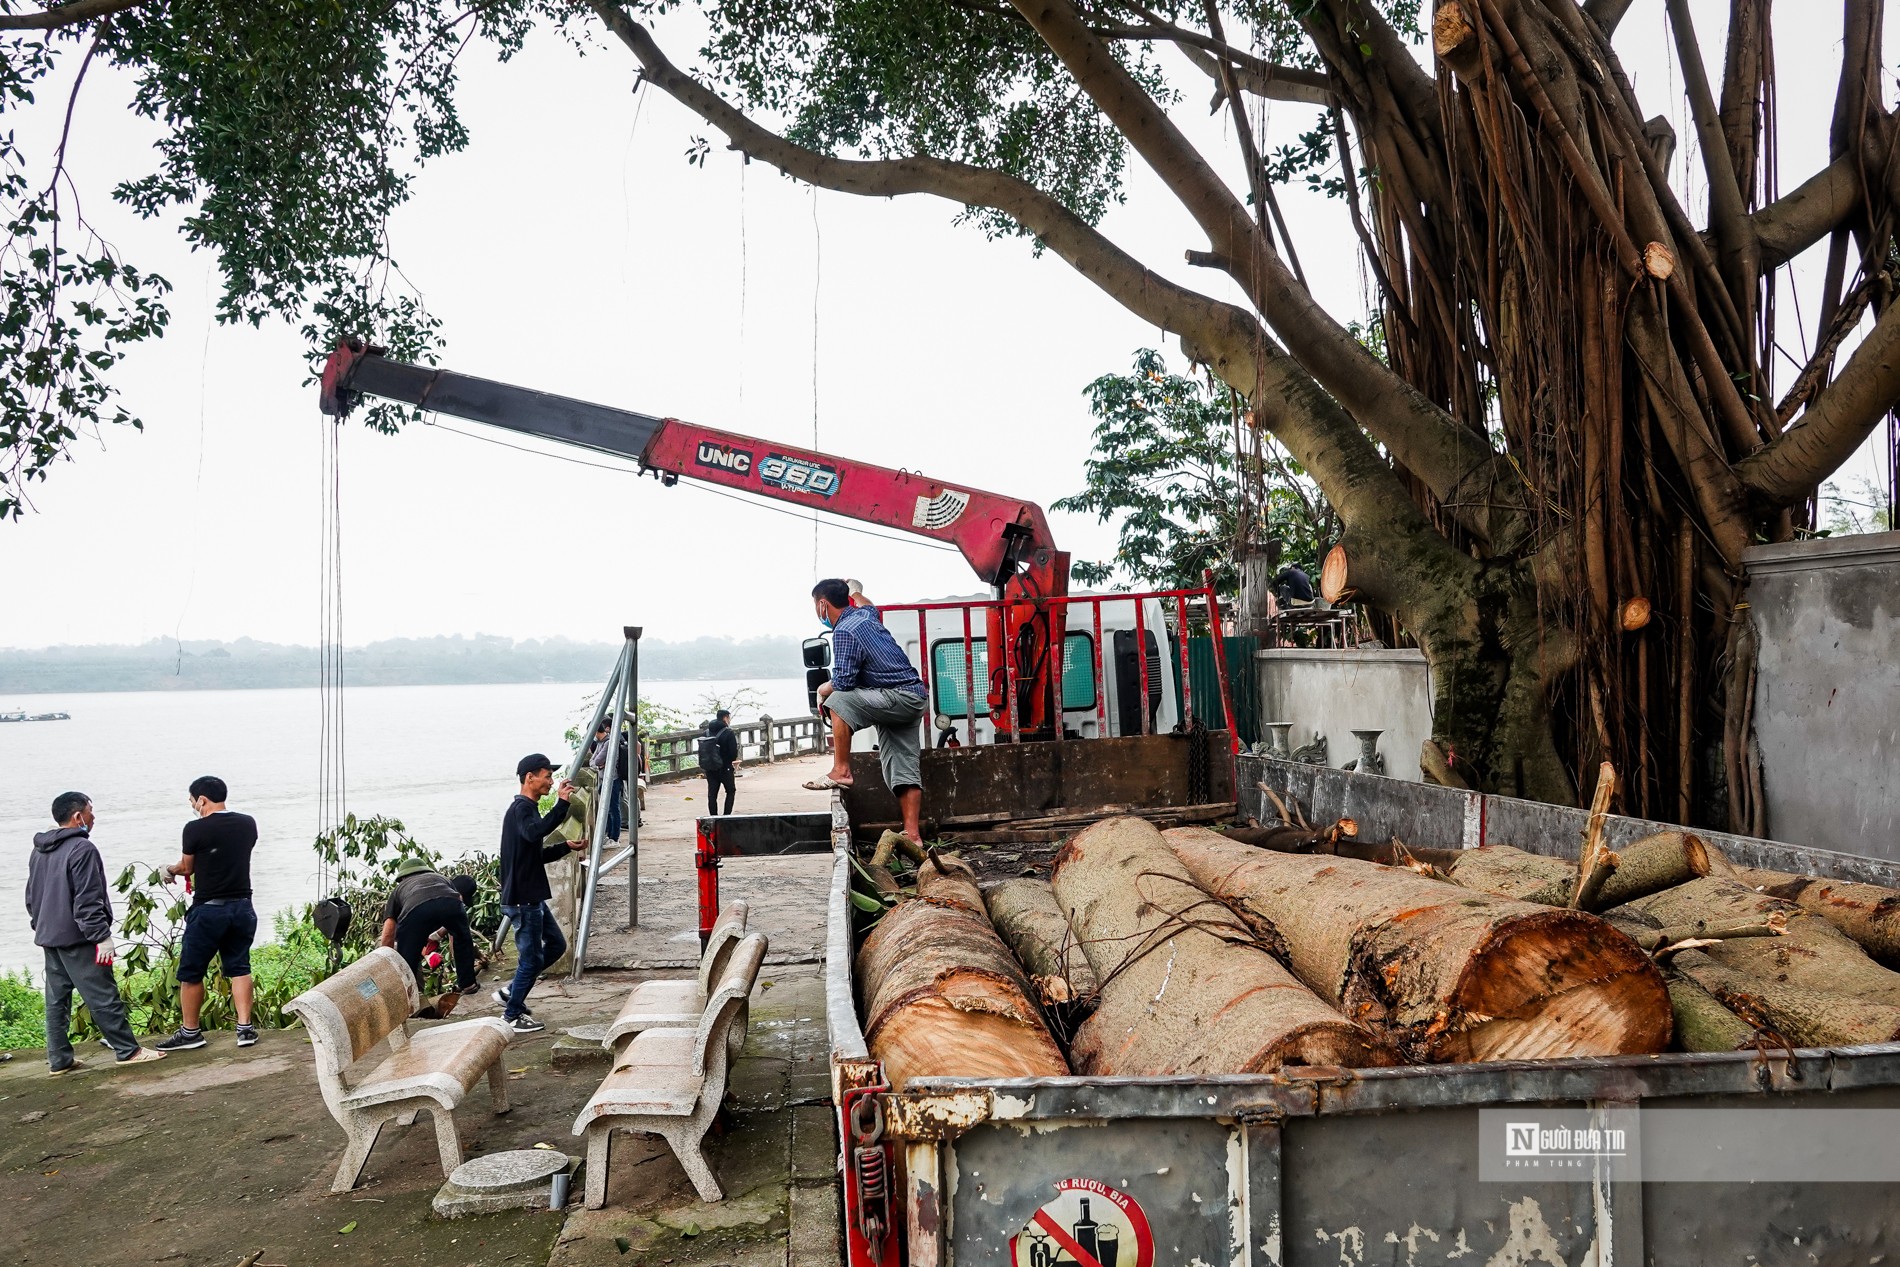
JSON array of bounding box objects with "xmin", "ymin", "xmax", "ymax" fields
[{"xmin": 1009, "ymin": 1178, "xmax": 1155, "ymax": 1267}]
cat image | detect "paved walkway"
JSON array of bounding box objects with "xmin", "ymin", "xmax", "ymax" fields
[
  {"xmin": 581, "ymin": 754, "xmax": 837, "ymax": 970},
  {"xmin": 0, "ymin": 754, "xmax": 847, "ymax": 1267}
]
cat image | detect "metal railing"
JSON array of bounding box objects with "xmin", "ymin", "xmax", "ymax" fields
[
  {"xmin": 876, "ymin": 570, "xmax": 1242, "ymax": 759},
  {"xmin": 646, "ymin": 714, "xmax": 828, "ymax": 781}
]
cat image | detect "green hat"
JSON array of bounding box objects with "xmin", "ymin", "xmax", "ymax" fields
[{"xmin": 393, "ymin": 856, "xmax": 433, "ymax": 879}]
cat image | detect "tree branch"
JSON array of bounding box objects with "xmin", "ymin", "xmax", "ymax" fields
[
  {"xmin": 1581, "ymin": 0, "xmax": 1640, "ymax": 38},
  {"xmin": 1010, "ymin": 0, "xmax": 1532, "ymax": 549},
  {"xmin": 1088, "ymin": 12, "xmax": 1333, "ymax": 106},
  {"xmin": 1751, "ymin": 152, "xmax": 1865, "ymax": 269},
  {"xmin": 0, "ymin": 0, "xmax": 138, "ymax": 31},
  {"xmin": 1662, "ymin": 0, "xmax": 1759, "ymax": 319},
  {"xmin": 1737, "ymin": 297, "xmax": 1900, "ymax": 505}
]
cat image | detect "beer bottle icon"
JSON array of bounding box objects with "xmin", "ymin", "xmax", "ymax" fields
[{"xmin": 1073, "ymin": 1198, "xmax": 1100, "ymax": 1264}]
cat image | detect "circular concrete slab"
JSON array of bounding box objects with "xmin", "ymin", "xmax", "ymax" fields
[
  {"xmin": 448, "ymin": 1149, "xmax": 570, "ymax": 1189},
  {"xmin": 562, "ymin": 1023, "xmax": 610, "ymax": 1043},
  {"xmin": 433, "ymin": 1149, "xmax": 573, "ymax": 1218}
]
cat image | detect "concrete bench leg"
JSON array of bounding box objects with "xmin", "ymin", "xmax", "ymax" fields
[
  {"xmin": 663, "ymin": 1125, "xmax": 724, "ymax": 1203},
  {"xmin": 331, "ymin": 1117, "xmax": 386, "ymax": 1194},
  {"xmin": 487, "ymin": 1058, "xmax": 512, "ymax": 1113},
  {"xmin": 431, "ymin": 1105, "xmax": 465, "ymax": 1178},
  {"xmin": 584, "ymin": 1126, "xmax": 614, "ymax": 1209}
]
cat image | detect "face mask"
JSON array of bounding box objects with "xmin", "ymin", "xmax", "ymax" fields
[{"xmin": 820, "ymin": 612, "xmax": 834, "ymax": 629}]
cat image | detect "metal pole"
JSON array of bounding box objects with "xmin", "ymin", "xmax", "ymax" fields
[
  {"xmin": 625, "ymin": 626, "xmax": 642, "ymax": 928},
  {"xmin": 1091, "ymin": 597, "xmax": 1106, "ymax": 737},
  {"xmin": 961, "ymin": 605, "xmax": 977, "ymax": 747},
  {"xmin": 1136, "ymin": 599, "xmax": 1151, "ymax": 735},
  {"xmin": 1203, "ymin": 570, "xmax": 1243, "ymax": 765},
  {"xmin": 571, "ymin": 649, "xmax": 627, "ymax": 979}
]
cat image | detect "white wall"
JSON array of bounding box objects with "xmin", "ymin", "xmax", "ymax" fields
[{"xmin": 1256, "ymin": 649, "xmax": 1433, "ymax": 781}]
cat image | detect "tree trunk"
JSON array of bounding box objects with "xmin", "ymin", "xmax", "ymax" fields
[
  {"xmin": 1050, "ymin": 817, "xmax": 1393, "ymax": 1074},
  {"xmin": 1593, "ymin": 831, "xmax": 1735, "ymax": 907},
  {"xmin": 1446, "ymin": 844, "xmax": 1574, "ymax": 903},
  {"xmin": 981, "ymin": 878, "xmax": 1099, "ymax": 1006},
  {"xmin": 856, "ymin": 854, "xmax": 1069, "ymax": 1088},
  {"xmin": 1166, "ymin": 827, "xmax": 1671, "ymax": 1062},
  {"xmin": 1734, "ymin": 867, "xmax": 1900, "ymax": 966},
  {"xmin": 1664, "ymin": 973, "xmax": 1761, "ymax": 1052},
  {"xmin": 1668, "ymin": 948, "xmax": 1900, "ymax": 1046},
  {"xmin": 1449, "ymin": 834, "xmax": 1733, "ymax": 909},
  {"xmin": 1620, "ymin": 877, "xmax": 1900, "ymax": 1006}
]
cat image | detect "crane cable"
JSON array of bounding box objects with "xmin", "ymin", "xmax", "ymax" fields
[{"xmin": 316, "ymin": 410, "xmax": 346, "ymax": 896}]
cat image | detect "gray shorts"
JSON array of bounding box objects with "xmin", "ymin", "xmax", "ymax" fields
[{"xmin": 828, "ymin": 687, "xmax": 926, "ymax": 792}]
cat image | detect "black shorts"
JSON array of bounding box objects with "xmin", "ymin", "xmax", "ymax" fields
[{"xmin": 177, "ymin": 899, "xmax": 258, "ymax": 984}]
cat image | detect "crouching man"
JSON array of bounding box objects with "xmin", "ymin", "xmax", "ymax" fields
[{"xmin": 804, "ymin": 577, "xmax": 927, "ymax": 844}]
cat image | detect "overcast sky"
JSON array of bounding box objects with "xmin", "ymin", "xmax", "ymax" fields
[{"xmin": 0, "ymin": 1, "xmax": 1887, "ymax": 651}]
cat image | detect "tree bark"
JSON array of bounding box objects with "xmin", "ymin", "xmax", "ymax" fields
[
  {"xmin": 856, "ymin": 855, "xmax": 1069, "ymax": 1088},
  {"xmin": 1447, "ymin": 844, "xmax": 1575, "ymax": 903},
  {"xmin": 1167, "ymin": 828, "xmax": 1671, "ymax": 1062},
  {"xmin": 1449, "ymin": 833, "xmax": 1733, "ymax": 909},
  {"xmin": 1620, "ymin": 877, "xmax": 1900, "ymax": 1007},
  {"xmin": 1734, "ymin": 868, "xmax": 1900, "ymax": 966},
  {"xmin": 1665, "ymin": 973, "xmax": 1762, "ymax": 1052},
  {"xmin": 1668, "ymin": 948, "xmax": 1900, "ymax": 1046},
  {"xmin": 982, "ymin": 877, "xmax": 1100, "ymax": 1006},
  {"xmin": 1050, "ymin": 817, "xmax": 1393, "ymax": 1074}
]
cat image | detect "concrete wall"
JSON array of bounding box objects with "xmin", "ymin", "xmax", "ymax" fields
[
  {"xmin": 1745, "ymin": 531, "xmax": 1900, "ymax": 860},
  {"xmin": 1256, "ymin": 648, "xmax": 1433, "ymax": 781}
]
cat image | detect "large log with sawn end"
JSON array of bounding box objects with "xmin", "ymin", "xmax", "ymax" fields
[
  {"xmin": 1733, "ymin": 867, "xmax": 1900, "ymax": 966},
  {"xmin": 982, "ymin": 877, "xmax": 1099, "ymax": 1006},
  {"xmin": 856, "ymin": 853, "xmax": 1069, "ymax": 1088},
  {"xmin": 1051, "ymin": 817, "xmax": 1393, "ymax": 1075},
  {"xmin": 1167, "ymin": 827, "xmax": 1672, "ymax": 1062}
]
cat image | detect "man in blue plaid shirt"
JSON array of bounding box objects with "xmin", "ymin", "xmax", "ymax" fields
[{"xmin": 805, "ymin": 577, "xmax": 927, "ymax": 842}]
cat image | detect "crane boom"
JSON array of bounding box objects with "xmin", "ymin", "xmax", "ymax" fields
[{"xmin": 319, "ymin": 337, "xmax": 1071, "ymax": 738}]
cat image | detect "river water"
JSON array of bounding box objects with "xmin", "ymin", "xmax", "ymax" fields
[{"xmin": 0, "ymin": 678, "xmax": 810, "ymax": 974}]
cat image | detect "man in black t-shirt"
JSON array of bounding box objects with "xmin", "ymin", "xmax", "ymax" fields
[{"xmin": 155, "ymin": 775, "xmax": 260, "ymax": 1052}]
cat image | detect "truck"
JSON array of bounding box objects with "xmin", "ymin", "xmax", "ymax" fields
[{"xmin": 699, "ymin": 724, "xmax": 1900, "ymax": 1267}]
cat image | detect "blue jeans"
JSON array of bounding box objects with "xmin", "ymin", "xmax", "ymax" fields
[
  {"xmin": 606, "ymin": 781, "xmax": 623, "ymax": 842},
  {"xmin": 500, "ymin": 901, "xmax": 565, "ymax": 1019}
]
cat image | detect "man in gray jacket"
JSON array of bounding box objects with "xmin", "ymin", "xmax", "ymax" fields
[{"xmin": 26, "ymin": 792, "xmax": 164, "ymax": 1073}]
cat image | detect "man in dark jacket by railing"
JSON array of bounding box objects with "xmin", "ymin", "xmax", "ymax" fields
[
  {"xmin": 26, "ymin": 792, "xmax": 165, "ymax": 1073},
  {"xmin": 699, "ymin": 710, "xmax": 741, "ymax": 815},
  {"xmin": 494, "ymin": 755, "xmax": 582, "ymax": 1034}
]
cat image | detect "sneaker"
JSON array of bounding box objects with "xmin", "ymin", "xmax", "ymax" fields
[
  {"xmin": 492, "ymin": 990, "xmax": 532, "ymax": 1016},
  {"xmin": 508, "ymin": 1014, "xmax": 546, "ymax": 1035},
  {"xmin": 115, "ymin": 1047, "xmax": 166, "ymax": 1065},
  {"xmin": 235, "ymin": 1025, "xmax": 258, "ymax": 1048},
  {"xmin": 458, "ymin": 978, "xmax": 483, "ymax": 996},
  {"xmin": 48, "ymin": 1059, "xmax": 86, "ymax": 1076},
  {"xmin": 154, "ymin": 1028, "xmax": 207, "ymax": 1052}
]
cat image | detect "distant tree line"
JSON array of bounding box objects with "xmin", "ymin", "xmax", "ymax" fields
[{"xmin": 0, "ymin": 634, "xmax": 804, "ymax": 694}]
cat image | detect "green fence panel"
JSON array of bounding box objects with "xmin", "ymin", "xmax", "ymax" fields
[{"xmin": 1187, "ymin": 635, "xmax": 1259, "ymax": 746}]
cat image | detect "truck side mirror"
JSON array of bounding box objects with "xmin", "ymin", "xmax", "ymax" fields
[
  {"xmin": 802, "ymin": 635, "xmax": 832, "ymax": 669},
  {"xmin": 806, "ymin": 667, "xmax": 832, "ymax": 714}
]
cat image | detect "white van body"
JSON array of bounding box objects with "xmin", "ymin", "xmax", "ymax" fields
[{"xmin": 832, "ymin": 591, "xmax": 1185, "ymax": 749}]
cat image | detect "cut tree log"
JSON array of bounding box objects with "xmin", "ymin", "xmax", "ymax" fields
[
  {"xmin": 1667, "ymin": 948, "xmax": 1900, "ymax": 1046},
  {"xmin": 1733, "ymin": 867, "xmax": 1900, "ymax": 966},
  {"xmin": 1664, "ymin": 973, "xmax": 1761, "ymax": 1052},
  {"xmin": 1621, "ymin": 877, "xmax": 1900, "ymax": 1007},
  {"xmin": 1450, "ymin": 833, "xmax": 1734, "ymax": 910},
  {"xmin": 1050, "ymin": 817, "xmax": 1392, "ymax": 1075},
  {"xmin": 1167, "ymin": 827, "xmax": 1673, "ymax": 1063},
  {"xmin": 1568, "ymin": 763, "xmax": 1618, "ymax": 909},
  {"xmin": 1593, "ymin": 831, "xmax": 1735, "ymax": 907},
  {"xmin": 982, "ymin": 878, "xmax": 1100, "ymax": 1006},
  {"xmin": 1446, "ymin": 845, "xmax": 1575, "ymax": 904},
  {"xmin": 855, "ymin": 852, "xmax": 1069, "ymax": 1088}
]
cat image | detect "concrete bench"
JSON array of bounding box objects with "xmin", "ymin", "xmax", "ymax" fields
[
  {"xmin": 574, "ymin": 932, "xmax": 767, "ymax": 1206},
  {"xmin": 600, "ymin": 900, "xmax": 750, "ymax": 1054},
  {"xmin": 284, "ymin": 946, "xmax": 513, "ymax": 1193}
]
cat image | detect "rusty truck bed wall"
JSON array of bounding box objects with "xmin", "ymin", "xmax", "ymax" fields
[
  {"xmin": 826, "ymin": 752, "xmax": 1900, "ymax": 1266},
  {"xmin": 839, "ymin": 730, "xmax": 1234, "ymax": 828}
]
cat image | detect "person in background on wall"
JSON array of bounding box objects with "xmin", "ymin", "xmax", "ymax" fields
[
  {"xmin": 588, "ymin": 718, "xmax": 625, "ymax": 843},
  {"xmin": 804, "ymin": 577, "xmax": 928, "ymax": 843},
  {"xmin": 26, "ymin": 792, "xmax": 167, "ymax": 1073},
  {"xmin": 698, "ymin": 710, "xmax": 740, "ymax": 815},
  {"xmin": 379, "ymin": 858, "xmax": 481, "ymax": 1006},
  {"xmin": 1271, "ymin": 563, "xmax": 1315, "ymax": 607},
  {"xmin": 155, "ymin": 776, "xmax": 260, "ymax": 1052},
  {"xmin": 496, "ymin": 754, "xmax": 582, "ymax": 1034}
]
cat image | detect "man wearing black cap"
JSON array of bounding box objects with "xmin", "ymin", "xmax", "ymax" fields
[{"xmin": 496, "ymin": 755, "xmax": 581, "ymax": 1034}]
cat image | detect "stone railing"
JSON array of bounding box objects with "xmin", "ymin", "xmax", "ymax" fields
[{"xmin": 647, "ymin": 714, "xmax": 828, "ymax": 781}]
